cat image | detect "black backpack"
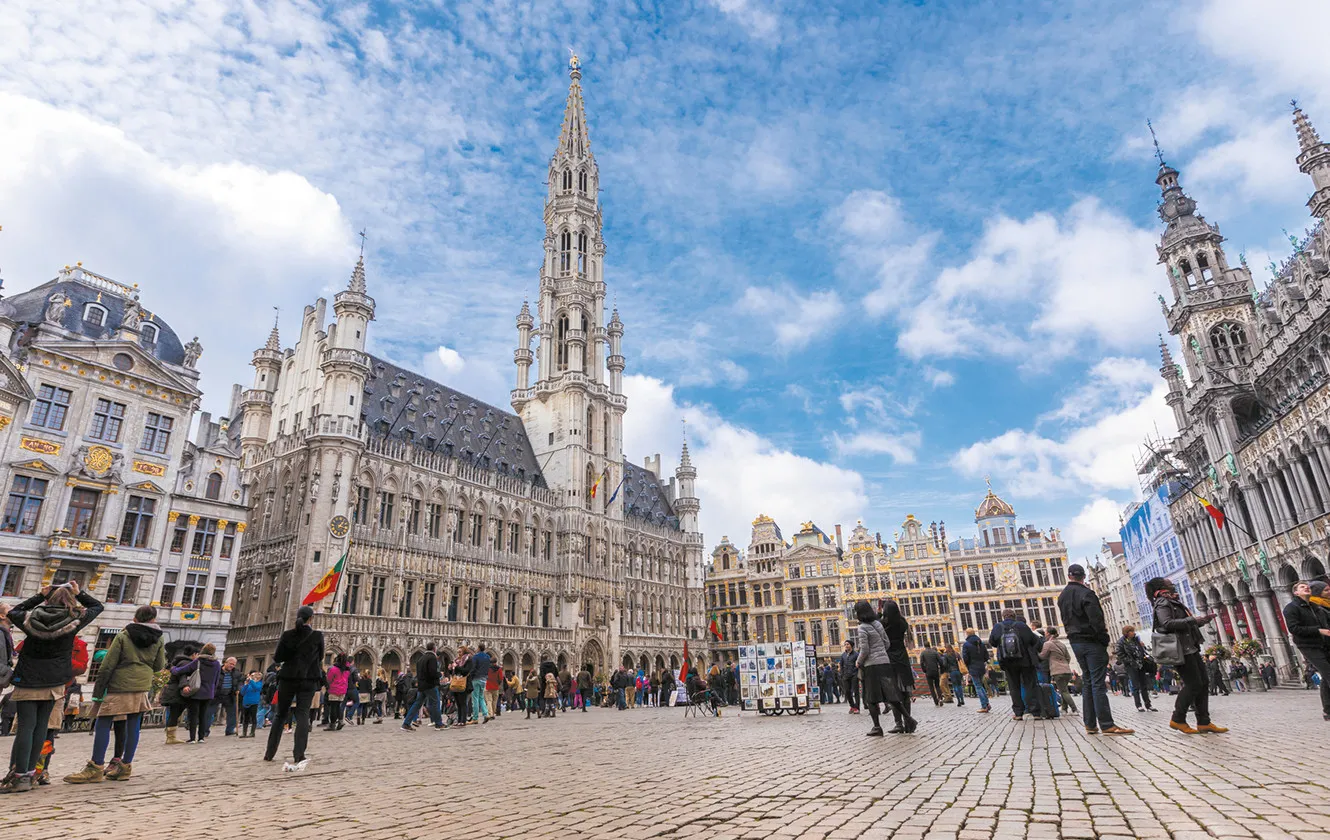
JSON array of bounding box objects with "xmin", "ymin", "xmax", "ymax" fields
[
  {"xmin": 999, "ymin": 624, "xmax": 1025, "ymax": 662},
  {"xmin": 260, "ymin": 671, "xmax": 279, "ymax": 704}
]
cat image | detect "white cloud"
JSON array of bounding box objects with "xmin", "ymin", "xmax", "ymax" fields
[
  {"xmin": 830, "ymin": 190, "xmax": 937, "ymax": 318},
  {"xmin": 622, "ymin": 374, "xmax": 867, "ymax": 546},
  {"xmin": 739, "ymin": 285, "xmax": 843, "ymax": 351},
  {"xmin": 923, "ymin": 366, "xmax": 955, "ymax": 388},
  {"xmin": 707, "ymin": 0, "xmax": 781, "ymax": 41},
  {"xmin": 1196, "ymin": 1, "xmax": 1330, "ymax": 91},
  {"xmin": 832, "ymin": 431, "xmax": 921, "ymax": 464},
  {"xmin": 416, "ymin": 345, "xmax": 509, "ymax": 408},
  {"xmin": 0, "ymin": 93, "xmax": 353, "ymax": 414},
  {"xmin": 1066, "ymin": 497, "xmax": 1127, "ymax": 553}
]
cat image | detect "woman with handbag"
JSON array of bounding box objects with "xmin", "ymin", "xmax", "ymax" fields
[
  {"xmin": 451, "ymin": 648, "xmax": 472, "ymax": 725},
  {"xmin": 1148, "ymin": 577, "xmax": 1228, "ymax": 734},
  {"xmin": 877, "ymin": 598, "xmax": 916, "ymax": 733},
  {"xmin": 855, "ymin": 600, "xmax": 914, "ymax": 736},
  {"xmin": 170, "ymin": 643, "xmax": 221, "ymax": 742},
  {"xmin": 64, "ymin": 605, "xmax": 165, "ymax": 783}
]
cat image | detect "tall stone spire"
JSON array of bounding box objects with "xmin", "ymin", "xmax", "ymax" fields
[
  {"xmin": 1293, "ymin": 101, "xmax": 1330, "ymax": 222},
  {"xmin": 555, "ymin": 52, "xmax": 592, "ymax": 164},
  {"xmin": 348, "ymin": 254, "xmax": 367, "ymax": 294},
  {"xmin": 265, "ymin": 312, "xmax": 280, "ymax": 351}
]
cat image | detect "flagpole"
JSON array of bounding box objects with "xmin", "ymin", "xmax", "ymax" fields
[{"xmin": 327, "ymin": 537, "xmax": 352, "ymax": 615}]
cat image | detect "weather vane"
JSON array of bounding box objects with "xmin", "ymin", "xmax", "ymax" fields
[
  {"xmin": 357, "ymin": 228, "xmax": 368, "ymax": 257},
  {"xmin": 1147, "ymin": 119, "xmax": 1165, "ymax": 167}
]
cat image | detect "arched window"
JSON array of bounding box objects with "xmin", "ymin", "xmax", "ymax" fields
[
  {"xmin": 581, "ymin": 315, "xmax": 589, "ymax": 372},
  {"xmin": 205, "ymin": 472, "xmax": 223, "ymax": 501},
  {"xmin": 1197, "ymin": 251, "xmax": 1214, "ymax": 283},
  {"xmin": 140, "ymin": 322, "xmax": 159, "ymax": 347},
  {"xmin": 576, "ymin": 231, "xmax": 587, "ymax": 274},
  {"xmin": 557, "ymin": 315, "xmax": 569, "ymax": 371},
  {"xmin": 586, "ymin": 405, "xmax": 594, "ymax": 447},
  {"xmin": 1180, "ymin": 259, "xmax": 1196, "ymax": 289},
  {"xmin": 1210, "ymin": 322, "xmax": 1250, "ymax": 366},
  {"xmin": 559, "ymin": 231, "xmax": 572, "ymax": 274},
  {"xmin": 82, "ymin": 304, "xmax": 107, "ymax": 327},
  {"xmin": 562, "ymin": 169, "xmax": 572, "ymax": 191},
  {"xmin": 578, "ymin": 170, "xmax": 588, "ymax": 193}
]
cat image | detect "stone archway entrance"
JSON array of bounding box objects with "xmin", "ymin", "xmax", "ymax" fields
[
  {"xmin": 581, "ymin": 638, "xmax": 605, "ymax": 676},
  {"xmin": 381, "ymin": 651, "xmax": 402, "ymax": 678},
  {"xmin": 622, "ymin": 653, "xmax": 634, "ymax": 669}
]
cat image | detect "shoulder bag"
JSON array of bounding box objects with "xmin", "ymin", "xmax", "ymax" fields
[
  {"xmin": 1150, "ymin": 603, "xmax": 1185, "ymax": 666},
  {"xmin": 180, "ymin": 664, "xmax": 204, "ymax": 698}
]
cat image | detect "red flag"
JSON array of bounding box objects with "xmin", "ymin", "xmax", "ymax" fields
[
  {"xmin": 679, "ymin": 640, "xmax": 691, "ymax": 686},
  {"xmin": 1197, "ymin": 496, "xmax": 1226, "ymax": 530},
  {"xmin": 708, "ymin": 613, "xmax": 722, "ymax": 641}
]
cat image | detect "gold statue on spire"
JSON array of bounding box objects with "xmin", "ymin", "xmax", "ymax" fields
[{"xmin": 569, "ymin": 49, "xmax": 580, "ymax": 72}]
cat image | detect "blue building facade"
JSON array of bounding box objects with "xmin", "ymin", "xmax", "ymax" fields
[{"xmin": 1120, "ymin": 482, "xmax": 1196, "ymax": 624}]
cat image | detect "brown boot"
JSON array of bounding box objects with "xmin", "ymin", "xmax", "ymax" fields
[
  {"xmin": 104, "ymin": 759, "xmax": 132, "ymax": 781},
  {"xmin": 165, "ymin": 726, "xmax": 183, "ymax": 745},
  {"xmin": 63, "ymin": 761, "xmax": 106, "ymax": 784},
  {"xmin": 1194, "ymin": 722, "xmax": 1228, "ymax": 733}
]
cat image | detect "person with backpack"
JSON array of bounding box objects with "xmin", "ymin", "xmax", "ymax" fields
[
  {"xmin": 170, "ymin": 643, "xmax": 222, "ymax": 743},
  {"xmin": 394, "ymin": 668, "xmax": 414, "ymax": 718},
  {"xmin": 1114, "ymin": 626, "xmax": 1157, "ymax": 712},
  {"xmin": 1, "ymin": 582, "xmax": 103, "ymax": 794},
  {"xmin": 64, "ymin": 604, "xmax": 166, "ymax": 784},
  {"xmin": 961, "ymin": 628, "xmax": 991, "ymax": 713},
  {"xmin": 988, "ymin": 609, "xmax": 1049, "ymax": 721},
  {"xmin": 1038, "ymin": 627, "xmax": 1078, "ymax": 715},
  {"xmin": 1149, "ymin": 576, "xmax": 1226, "ymax": 735},
  {"xmin": 1058, "ymin": 563, "xmax": 1133, "ymax": 735},
  {"xmin": 264, "ymin": 605, "xmax": 326, "ymax": 770},
  {"xmin": 258, "ymin": 663, "xmax": 279, "ymax": 729},
  {"xmin": 917, "ymin": 640, "xmax": 944, "ymax": 707},
  {"xmin": 941, "ymin": 645, "xmax": 964, "ymax": 706}
]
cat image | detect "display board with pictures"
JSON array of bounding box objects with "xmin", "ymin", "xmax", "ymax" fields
[{"xmin": 736, "ymin": 640, "xmax": 822, "ymax": 714}]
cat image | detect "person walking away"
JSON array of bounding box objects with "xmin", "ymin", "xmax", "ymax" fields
[
  {"xmin": 660, "ymin": 668, "xmax": 676, "ymax": 707},
  {"xmin": 1114, "ymin": 626, "xmax": 1157, "ymax": 712},
  {"xmin": 840, "ymin": 640, "xmax": 861, "ymax": 713},
  {"xmin": 543, "ymin": 672, "xmax": 558, "ymax": 717},
  {"xmin": 1229, "ymin": 661, "xmax": 1247, "ymax": 692},
  {"xmin": 1260, "ymin": 662, "xmax": 1276, "ymax": 689},
  {"xmin": 0, "ymin": 582, "xmax": 103, "ymax": 795},
  {"xmin": 877, "ymin": 599, "xmax": 915, "ymax": 732},
  {"xmin": 576, "ymin": 666, "xmax": 593, "ymax": 713},
  {"xmin": 961, "ymin": 629, "xmax": 992, "ymax": 713},
  {"xmin": 402, "ymin": 643, "xmax": 445, "ymax": 730},
  {"xmin": 1149, "ymin": 577, "xmax": 1227, "ymax": 734},
  {"xmin": 263, "ymin": 605, "xmax": 325, "ymax": 770},
  {"xmin": 1206, "ymin": 655, "xmax": 1230, "ymax": 696},
  {"xmin": 259, "ymin": 663, "xmax": 279, "ymax": 730},
  {"xmin": 240, "ymin": 671, "xmax": 262, "ymax": 737},
  {"xmin": 988, "ymin": 610, "xmax": 1048, "ymax": 721},
  {"xmin": 64, "ymin": 605, "xmax": 166, "ymax": 784},
  {"xmin": 1058, "ymin": 563, "xmax": 1133, "ymax": 735},
  {"xmin": 470, "ymin": 644, "xmax": 494, "ymax": 723},
  {"xmin": 215, "ymin": 657, "xmax": 243, "ymax": 736},
  {"xmin": 854, "ymin": 600, "xmax": 913, "ymax": 735},
  {"xmin": 171, "ymin": 643, "xmax": 221, "ymax": 743},
  {"xmin": 941, "ymin": 645, "xmax": 964, "ymax": 706},
  {"xmin": 394, "ymin": 668, "xmax": 414, "ymax": 718},
  {"xmin": 485, "ymin": 660, "xmax": 503, "ymax": 720},
  {"xmin": 1038, "ymin": 627, "xmax": 1078, "ymax": 714},
  {"xmin": 372, "ymin": 669, "xmax": 388, "ymax": 722},
  {"xmin": 524, "ymin": 672, "xmax": 541, "ymax": 718},
  {"xmin": 324, "ymin": 654, "xmax": 352, "ymax": 731},
  {"xmin": 1283, "ymin": 580, "xmax": 1330, "ymax": 721},
  {"xmin": 160, "ymin": 646, "xmax": 195, "ymax": 745},
  {"xmin": 917, "ymin": 641, "xmax": 944, "ymax": 706}
]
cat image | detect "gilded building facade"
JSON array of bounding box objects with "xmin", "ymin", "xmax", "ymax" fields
[
  {"xmin": 704, "ymin": 536, "xmax": 750, "ymax": 660},
  {"xmin": 0, "ymin": 265, "xmax": 246, "ymax": 661},
  {"xmin": 225, "ymin": 61, "xmax": 705, "ymax": 680},
  {"xmin": 1155, "ymin": 105, "xmax": 1330, "ymax": 680}
]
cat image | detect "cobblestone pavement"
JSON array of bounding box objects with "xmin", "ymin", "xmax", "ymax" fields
[{"xmin": 4, "ymin": 690, "xmax": 1330, "ymax": 839}]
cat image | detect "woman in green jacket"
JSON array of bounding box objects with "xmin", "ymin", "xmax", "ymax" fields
[{"xmin": 64, "ymin": 606, "xmax": 166, "ymax": 784}]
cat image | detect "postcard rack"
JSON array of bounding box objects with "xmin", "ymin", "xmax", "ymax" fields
[{"xmin": 736, "ymin": 640, "xmax": 823, "ymax": 716}]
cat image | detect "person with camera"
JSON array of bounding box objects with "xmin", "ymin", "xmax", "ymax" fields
[
  {"xmin": 1149, "ymin": 577, "xmax": 1227, "ymax": 734},
  {"xmin": 1114, "ymin": 626, "xmax": 1157, "ymax": 712},
  {"xmin": 1, "ymin": 581, "xmax": 103, "ymax": 795}
]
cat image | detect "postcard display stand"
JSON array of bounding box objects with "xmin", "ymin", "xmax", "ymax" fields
[{"xmin": 738, "ymin": 641, "xmax": 822, "ymax": 716}]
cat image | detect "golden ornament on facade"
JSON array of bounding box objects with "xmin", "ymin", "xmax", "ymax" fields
[
  {"xmin": 84, "ymin": 445, "xmax": 113, "ymax": 474},
  {"xmin": 167, "ymin": 511, "xmax": 180, "ymax": 522},
  {"xmin": 188, "ymin": 514, "xmax": 200, "ymax": 525}
]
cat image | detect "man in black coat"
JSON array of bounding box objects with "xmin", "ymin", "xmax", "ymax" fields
[
  {"xmin": 1058, "ymin": 563, "xmax": 1132, "ymax": 735},
  {"xmin": 917, "ymin": 641, "xmax": 944, "ymax": 707},
  {"xmin": 839, "ymin": 640, "xmax": 860, "ymax": 713},
  {"xmin": 1284, "ymin": 581, "xmax": 1330, "ymax": 720},
  {"xmin": 988, "ymin": 610, "xmax": 1048, "ymax": 720},
  {"xmin": 394, "ymin": 670, "xmax": 415, "ymax": 718}
]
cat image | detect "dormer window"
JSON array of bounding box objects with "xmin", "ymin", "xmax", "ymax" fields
[
  {"xmin": 82, "ymin": 304, "xmax": 107, "ymax": 327},
  {"xmin": 139, "ymin": 322, "xmax": 159, "ymax": 347}
]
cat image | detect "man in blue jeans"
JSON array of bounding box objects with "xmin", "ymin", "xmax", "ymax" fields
[
  {"xmin": 468, "ymin": 643, "xmax": 493, "ymax": 723},
  {"xmin": 961, "ymin": 628, "xmax": 991, "ymax": 712},
  {"xmin": 1057, "ymin": 563, "xmax": 1134, "ymax": 736},
  {"xmin": 401, "ymin": 643, "xmax": 445, "ymax": 730}
]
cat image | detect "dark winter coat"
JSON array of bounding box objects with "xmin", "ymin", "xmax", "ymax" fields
[
  {"xmin": 395, "ymin": 672, "xmax": 415, "ymax": 700},
  {"xmin": 1151, "ymin": 596, "xmax": 1205, "ymax": 655},
  {"xmin": 171, "ymin": 654, "xmax": 222, "ymax": 701},
  {"xmin": 273, "ymin": 623, "xmax": 326, "ymax": 685},
  {"xmin": 159, "ymin": 653, "xmax": 193, "ymax": 706},
  {"xmin": 1115, "ymin": 635, "xmax": 1148, "ymax": 669},
  {"xmin": 1057, "ymin": 580, "xmax": 1110, "ymax": 646},
  {"xmin": 961, "ymin": 634, "xmax": 989, "ymax": 673},
  {"xmin": 1283, "ymin": 597, "xmax": 1330, "ymax": 653},
  {"xmin": 416, "ymin": 652, "xmax": 441, "ymax": 689},
  {"xmin": 988, "ymin": 618, "xmax": 1043, "ymax": 667},
  {"xmin": 9, "ymin": 590, "xmax": 103, "ymax": 689},
  {"xmin": 918, "ymin": 648, "xmax": 943, "ymax": 676}
]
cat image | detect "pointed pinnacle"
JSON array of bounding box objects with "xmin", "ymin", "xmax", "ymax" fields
[
  {"xmin": 349, "ymin": 255, "xmax": 367, "ymax": 294},
  {"xmin": 1293, "ymin": 102, "xmax": 1322, "ymax": 154}
]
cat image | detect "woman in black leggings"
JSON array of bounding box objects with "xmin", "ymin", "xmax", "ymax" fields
[{"xmin": 264, "ymin": 606, "xmax": 326, "ymax": 770}]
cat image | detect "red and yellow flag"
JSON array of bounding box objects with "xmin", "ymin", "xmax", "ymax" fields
[
  {"xmin": 1197, "ymin": 496, "xmax": 1226, "ymax": 530},
  {"xmin": 708, "ymin": 613, "xmax": 722, "ymax": 641},
  {"xmin": 302, "ymin": 549, "xmax": 348, "ymax": 606}
]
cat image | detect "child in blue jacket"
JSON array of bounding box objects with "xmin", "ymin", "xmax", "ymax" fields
[{"xmin": 239, "ymin": 672, "xmax": 263, "ymax": 738}]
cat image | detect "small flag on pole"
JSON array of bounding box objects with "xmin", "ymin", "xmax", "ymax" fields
[
  {"xmin": 708, "ymin": 613, "xmax": 722, "ymax": 641},
  {"xmin": 590, "ymin": 469, "xmax": 607, "ymax": 498},
  {"xmin": 679, "ymin": 640, "xmax": 691, "ymax": 686},
  {"xmin": 302, "ymin": 549, "xmax": 348, "ymax": 606},
  {"xmin": 1196, "ymin": 496, "xmax": 1226, "ymax": 530}
]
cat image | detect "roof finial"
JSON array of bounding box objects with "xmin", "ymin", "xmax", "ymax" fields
[
  {"xmin": 568, "ymin": 48, "xmax": 580, "ymax": 78},
  {"xmin": 357, "ymin": 227, "xmax": 367, "ymax": 258},
  {"xmin": 984, "ymin": 474, "xmax": 992, "ymax": 490},
  {"xmin": 1147, "ymin": 119, "xmax": 1165, "ymax": 167}
]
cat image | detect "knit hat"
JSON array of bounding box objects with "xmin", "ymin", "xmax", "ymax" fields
[{"xmin": 1310, "ymin": 581, "xmax": 1328, "ymax": 597}]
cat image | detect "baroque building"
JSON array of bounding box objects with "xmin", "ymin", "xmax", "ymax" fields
[
  {"xmin": 1156, "ymin": 105, "xmax": 1330, "ymax": 680},
  {"xmin": 0, "ymin": 265, "xmax": 245, "ymax": 661},
  {"xmin": 704, "ymin": 536, "xmax": 750, "ymax": 660},
  {"xmin": 225, "ymin": 59, "xmax": 705, "ymax": 680}
]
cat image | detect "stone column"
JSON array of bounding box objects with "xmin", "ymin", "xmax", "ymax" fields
[
  {"xmin": 1253, "ymin": 588, "xmax": 1294, "ymax": 680},
  {"xmin": 1264, "ymin": 478, "xmax": 1294, "ymax": 531},
  {"xmin": 1215, "ymin": 600, "xmax": 1235, "ymax": 645},
  {"xmin": 1283, "ymin": 463, "xmax": 1312, "ymax": 522}
]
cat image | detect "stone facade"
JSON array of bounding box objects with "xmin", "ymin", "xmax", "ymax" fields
[
  {"xmin": 224, "ymin": 60, "xmax": 705, "ymax": 680},
  {"xmin": 705, "ymin": 485, "xmax": 1070, "ymax": 663},
  {"xmin": 1088, "ymin": 540, "xmax": 1141, "ymax": 637},
  {"xmin": 0, "ymin": 264, "xmax": 245, "ymax": 659},
  {"xmin": 704, "ymin": 536, "xmax": 750, "ymax": 661},
  {"xmin": 1156, "ymin": 105, "xmax": 1330, "ymax": 680}
]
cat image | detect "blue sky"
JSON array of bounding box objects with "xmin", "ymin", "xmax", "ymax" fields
[{"xmin": 1, "ymin": 0, "xmax": 1327, "ymax": 562}]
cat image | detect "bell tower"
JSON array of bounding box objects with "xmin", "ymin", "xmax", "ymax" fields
[{"xmin": 513, "ymin": 55, "xmax": 625, "ymax": 511}]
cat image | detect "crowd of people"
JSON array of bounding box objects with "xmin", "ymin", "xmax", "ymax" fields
[{"xmin": 3, "ymin": 564, "xmax": 1330, "ymax": 789}]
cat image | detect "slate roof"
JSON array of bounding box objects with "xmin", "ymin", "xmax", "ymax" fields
[
  {"xmin": 5, "ymin": 275, "xmax": 188, "ymax": 365},
  {"xmin": 362, "ymin": 355, "xmax": 545, "ymax": 486},
  {"xmin": 621, "ymin": 461, "xmax": 679, "ymax": 529}
]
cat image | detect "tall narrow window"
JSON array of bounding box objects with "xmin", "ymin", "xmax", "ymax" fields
[
  {"xmin": 577, "ymin": 169, "xmax": 587, "ymax": 193},
  {"xmin": 341, "ymin": 573, "xmax": 361, "ymax": 614},
  {"xmin": 560, "ymin": 230, "xmax": 572, "ymax": 274},
  {"xmin": 204, "ymin": 472, "xmax": 223, "ymax": 500},
  {"xmin": 30, "ymin": 384, "xmax": 72, "ymax": 431},
  {"xmin": 192, "ymin": 518, "xmax": 218, "ymax": 556},
  {"xmin": 407, "ymin": 498, "xmax": 422, "ymax": 534},
  {"xmin": 369, "ymin": 576, "xmax": 387, "ymax": 616},
  {"xmin": 557, "ymin": 315, "xmax": 569, "ymax": 370},
  {"xmin": 219, "ymin": 522, "xmax": 237, "ymax": 559},
  {"xmin": 577, "ymin": 231, "xmax": 587, "ymax": 273},
  {"xmin": 562, "ymin": 168, "xmax": 572, "ymax": 190},
  {"xmin": 63, "ymin": 488, "xmax": 100, "ymax": 537},
  {"xmin": 170, "ymin": 516, "xmax": 188, "ymax": 553},
  {"xmin": 159, "ymin": 571, "xmax": 178, "ymax": 605},
  {"xmin": 88, "ymin": 398, "xmax": 126, "ymax": 442},
  {"xmin": 427, "ymin": 503, "xmax": 442, "ymax": 538},
  {"xmin": 378, "ymin": 491, "xmax": 395, "ymax": 528},
  {"xmin": 119, "ymin": 495, "xmax": 156, "ymax": 548},
  {"xmin": 2, "ymin": 476, "xmax": 48, "ymax": 534},
  {"xmin": 422, "ymin": 582, "xmax": 436, "ymax": 619},
  {"xmin": 353, "ymin": 486, "xmax": 371, "ymax": 525},
  {"xmin": 399, "ymin": 580, "xmax": 415, "ymax": 618},
  {"xmin": 210, "ymin": 576, "xmax": 228, "ymax": 610},
  {"xmin": 140, "ymin": 413, "xmax": 174, "ymax": 455}
]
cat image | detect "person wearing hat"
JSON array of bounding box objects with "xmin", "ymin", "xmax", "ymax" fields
[
  {"xmin": 1310, "ymin": 581, "xmax": 1330, "ymax": 612},
  {"xmin": 1150, "ymin": 577, "xmax": 1226, "ymax": 733},
  {"xmin": 1057, "ymin": 563, "xmax": 1133, "ymax": 735},
  {"xmin": 1283, "ymin": 580, "xmax": 1330, "ymax": 721}
]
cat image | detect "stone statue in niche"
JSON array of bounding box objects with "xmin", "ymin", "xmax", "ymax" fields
[
  {"xmin": 331, "ymin": 472, "xmax": 341, "ymax": 502},
  {"xmin": 310, "ymin": 472, "xmax": 321, "ymax": 500}
]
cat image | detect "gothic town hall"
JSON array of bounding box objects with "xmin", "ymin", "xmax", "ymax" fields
[{"xmin": 224, "ymin": 61, "xmax": 706, "ymax": 680}]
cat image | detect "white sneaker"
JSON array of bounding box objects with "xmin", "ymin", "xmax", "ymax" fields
[{"xmin": 282, "ymin": 759, "xmax": 309, "ymax": 773}]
